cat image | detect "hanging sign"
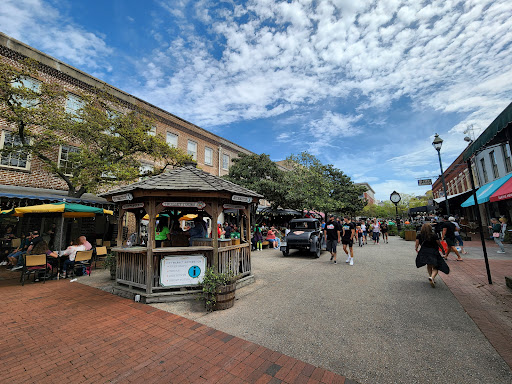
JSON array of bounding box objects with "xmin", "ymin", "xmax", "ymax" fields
[
  {"xmin": 122, "ymin": 202, "xmax": 144, "ymax": 210},
  {"xmin": 112, "ymin": 193, "xmax": 133, "ymax": 202},
  {"xmin": 223, "ymin": 204, "xmax": 245, "ymax": 210},
  {"xmin": 159, "ymin": 255, "xmax": 206, "ymax": 287},
  {"xmin": 418, "ymin": 179, "xmax": 432, "ymax": 186},
  {"xmin": 162, "ymin": 201, "xmax": 206, "ymax": 209},
  {"xmin": 232, "ymin": 195, "xmax": 252, "ymax": 203}
]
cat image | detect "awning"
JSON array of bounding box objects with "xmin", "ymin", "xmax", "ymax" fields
[
  {"xmin": 1, "ymin": 202, "xmax": 113, "ymax": 217},
  {"xmin": 409, "ymin": 205, "xmax": 435, "ymax": 214},
  {"xmin": 0, "ymin": 184, "xmax": 111, "ymax": 205},
  {"xmin": 463, "ymin": 102, "xmax": 512, "ymax": 161},
  {"xmin": 490, "ymin": 177, "xmax": 512, "ymax": 202},
  {"xmin": 433, "ymin": 190, "xmax": 471, "ymax": 204},
  {"xmin": 460, "ymin": 173, "xmax": 512, "ymax": 207}
]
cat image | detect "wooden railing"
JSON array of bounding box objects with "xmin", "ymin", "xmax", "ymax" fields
[
  {"xmin": 218, "ymin": 243, "xmax": 251, "ymax": 277},
  {"xmin": 116, "ymin": 249, "xmax": 147, "ymax": 289}
]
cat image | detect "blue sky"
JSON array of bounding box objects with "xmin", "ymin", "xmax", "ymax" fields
[{"xmin": 2, "ymin": 0, "xmax": 512, "ymax": 201}]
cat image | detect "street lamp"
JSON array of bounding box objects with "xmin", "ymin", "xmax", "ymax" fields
[
  {"xmin": 390, "ymin": 191, "xmax": 401, "ymax": 230},
  {"xmin": 432, "ymin": 133, "xmax": 450, "ymax": 216}
]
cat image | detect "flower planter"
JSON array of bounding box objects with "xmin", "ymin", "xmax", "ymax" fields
[
  {"xmin": 211, "ymin": 283, "xmax": 236, "ymax": 311},
  {"xmin": 404, "ymin": 230, "xmax": 417, "ymax": 241}
]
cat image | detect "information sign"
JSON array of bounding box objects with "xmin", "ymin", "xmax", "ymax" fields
[
  {"xmin": 122, "ymin": 202, "xmax": 144, "ymax": 210},
  {"xmin": 232, "ymin": 195, "xmax": 252, "ymax": 203},
  {"xmin": 112, "ymin": 193, "xmax": 133, "ymax": 202},
  {"xmin": 159, "ymin": 255, "xmax": 206, "ymax": 287},
  {"xmin": 418, "ymin": 179, "xmax": 432, "ymax": 186},
  {"xmin": 223, "ymin": 204, "xmax": 245, "ymax": 210},
  {"xmin": 161, "ymin": 201, "xmax": 206, "ymax": 209}
]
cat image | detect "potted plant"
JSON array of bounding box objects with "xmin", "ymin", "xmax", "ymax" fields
[
  {"xmin": 103, "ymin": 253, "xmax": 117, "ymax": 280},
  {"xmin": 200, "ymin": 267, "xmax": 236, "ymax": 311}
]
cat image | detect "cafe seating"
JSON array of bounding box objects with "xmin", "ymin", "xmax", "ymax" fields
[
  {"xmin": 11, "ymin": 238, "xmax": 21, "ymax": 249},
  {"xmin": 20, "ymin": 254, "xmax": 49, "ymax": 286},
  {"xmin": 70, "ymin": 250, "xmax": 93, "ymax": 278},
  {"xmin": 93, "ymin": 246, "xmax": 108, "ymax": 269}
]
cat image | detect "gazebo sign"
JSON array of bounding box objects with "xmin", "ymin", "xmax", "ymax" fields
[
  {"xmin": 232, "ymin": 195, "xmax": 252, "ymax": 203},
  {"xmin": 122, "ymin": 202, "xmax": 144, "ymax": 210},
  {"xmin": 418, "ymin": 179, "xmax": 432, "ymax": 186},
  {"xmin": 112, "ymin": 193, "xmax": 133, "ymax": 202},
  {"xmin": 162, "ymin": 201, "xmax": 206, "ymax": 209},
  {"xmin": 223, "ymin": 204, "xmax": 245, "ymax": 210},
  {"xmin": 160, "ymin": 255, "xmax": 206, "ymax": 287}
]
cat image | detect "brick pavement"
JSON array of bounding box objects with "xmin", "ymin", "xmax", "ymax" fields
[
  {"xmin": 0, "ymin": 276, "xmax": 353, "ymax": 384},
  {"xmin": 441, "ymin": 258, "xmax": 512, "ymax": 370}
]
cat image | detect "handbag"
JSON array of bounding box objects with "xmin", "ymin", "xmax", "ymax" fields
[{"xmin": 493, "ymin": 232, "xmax": 500, "ymax": 238}]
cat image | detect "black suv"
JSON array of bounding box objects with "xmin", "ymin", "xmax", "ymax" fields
[{"xmin": 281, "ymin": 218, "xmax": 323, "ymax": 258}]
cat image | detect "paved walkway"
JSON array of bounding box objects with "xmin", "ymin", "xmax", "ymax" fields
[
  {"xmin": 0, "ymin": 275, "xmax": 351, "ymax": 384},
  {"xmin": 153, "ymin": 237, "xmax": 512, "ymax": 384}
]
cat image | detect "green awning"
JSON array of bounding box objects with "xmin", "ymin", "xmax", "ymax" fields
[{"xmin": 463, "ymin": 102, "xmax": 512, "ymax": 161}]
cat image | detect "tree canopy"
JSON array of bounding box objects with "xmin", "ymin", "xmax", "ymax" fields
[
  {"xmin": 224, "ymin": 151, "xmax": 367, "ymax": 215},
  {"xmin": 0, "ymin": 59, "xmax": 190, "ymax": 197}
]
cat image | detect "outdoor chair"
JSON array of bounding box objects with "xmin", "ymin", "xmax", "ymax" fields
[
  {"xmin": 70, "ymin": 250, "xmax": 93, "ymax": 278},
  {"xmin": 93, "ymin": 246, "xmax": 108, "ymax": 269},
  {"xmin": 103, "ymin": 241, "xmax": 111, "ymax": 249},
  {"xmin": 11, "ymin": 238, "xmax": 21, "ymax": 250},
  {"xmin": 20, "ymin": 254, "xmax": 49, "ymax": 286},
  {"xmin": 95, "ymin": 238, "xmax": 103, "ymax": 246}
]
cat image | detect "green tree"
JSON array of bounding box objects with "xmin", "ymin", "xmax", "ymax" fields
[
  {"xmin": 223, "ymin": 153, "xmax": 286, "ymax": 208},
  {"xmin": 0, "ymin": 59, "xmax": 190, "ymax": 197}
]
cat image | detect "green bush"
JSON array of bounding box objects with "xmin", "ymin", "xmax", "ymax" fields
[
  {"xmin": 399, "ymin": 230, "xmax": 405, "ymax": 239},
  {"xmin": 388, "ymin": 225, "xmax": 398, "ymax": 236}
]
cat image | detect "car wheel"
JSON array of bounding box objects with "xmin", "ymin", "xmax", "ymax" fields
[
  {"xmin": 282, "ymin": 246, "xmax": 289, "ymax": 257},
  {"xmin": 314, "ymin": 242, "xmax": 321, "ymax": 258}
]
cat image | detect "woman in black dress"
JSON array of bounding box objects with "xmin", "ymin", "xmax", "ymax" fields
[{"xmin": 415, "ymin": 223, "xmax": 449, "ymax": 287}]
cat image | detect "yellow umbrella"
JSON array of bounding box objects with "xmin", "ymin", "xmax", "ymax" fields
[
  {"xmin": 142, "ymin": 213, "xmax": 170, "ymax": 220},
  {"xmin": 179, "ymin": 214, "xmax": 198, "ymax": 221}
]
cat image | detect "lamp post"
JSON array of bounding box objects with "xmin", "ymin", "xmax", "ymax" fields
[
  {"xmin": 432, "ymin": 133, "xmax": 450, "ymax": 216},
  {"xmin": 390, "ymin": 191, "xmax": 401, "ymax": 230}
]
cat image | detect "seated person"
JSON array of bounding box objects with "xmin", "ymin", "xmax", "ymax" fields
[
  {"xmin": 58, "ymin": 238, "xmax": 86, "ymax": 278},
  {"xmin": 8, "ymin": 232, "xmax": 32, "ymax": 270},
  {"xmin": 29, "ymin": 240, "xmax": 56, "ymax": 280},
  {"xmin": 230, "ymin": 225, "xmax": 241, "ymax": 239},
  {"xmin": 155, "ymin": 223, "xmax": 170, "ymax": 248},
  {"xmin": 189, "ymin": 218, "xmax": 207, "ymax": 245},
  {"xmin": 265, "ymin": 227, "xmax": 279, "ymax": 249},
  {"xmin": 78, "ymin": 236, "xmax": 92, "ymax": 251}
]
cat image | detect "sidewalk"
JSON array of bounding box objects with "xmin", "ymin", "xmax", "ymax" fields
[
  {"xmin": 441, "ymin": 258, "xmax": 512, "ymax": 370},
  {"xmin": 0, "ymin": 278, "xmax": 353, "ymax": 384}
]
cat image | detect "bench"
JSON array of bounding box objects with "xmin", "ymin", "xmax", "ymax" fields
[{"xmin": 261, "ymin": 241, "xmax": 270, "ymax": 249}]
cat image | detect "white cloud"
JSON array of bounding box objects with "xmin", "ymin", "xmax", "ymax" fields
[{"xmin": 0, "ymin": 0, "xmax": 112, "ymax": 71}]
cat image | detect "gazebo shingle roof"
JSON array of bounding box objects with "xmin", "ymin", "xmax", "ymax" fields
[{"xmin": 100, "ymin": 165, "xmax": 263, "ymax": 198}]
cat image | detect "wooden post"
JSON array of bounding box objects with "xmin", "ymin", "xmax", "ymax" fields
[
  {"xmin": 240, "ymin": 210, "xmax": 245, "ymax": 242},
  {"xmin": 246, "ymin": 206, "xmax": 252, "ymax": 252},
  {"xmin": 116, "ymin": 208, "xmax": 125, "ymax": 247},
  {"xmin": 146, "ymin": 199, "xmax": 156, "ymax": 294},
  {"xmin": 212, "ymin": 202, "xmax": 219, "ymax": 272}
]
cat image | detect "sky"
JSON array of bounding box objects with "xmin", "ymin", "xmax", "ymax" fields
[{"xmin": 1, "ymin": 0, "xmax": 512, "ymax": 201}]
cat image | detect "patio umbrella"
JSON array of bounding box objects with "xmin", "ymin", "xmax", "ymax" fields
[
  {"xmin": 1, "ymin": 202, "xmax": 113, "ymax": 248},
  {"xmin": 179, "ymin": 214, "xmax": 198, "ymax": 221}
]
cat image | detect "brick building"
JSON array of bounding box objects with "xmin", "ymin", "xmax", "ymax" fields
[
  {"xmin": 355, "ymin": 182, "xmax": 376, "ymax": 205},
  {"xmin": 0, "ymin": 32, "xmax": 253, "ymax": 201}
]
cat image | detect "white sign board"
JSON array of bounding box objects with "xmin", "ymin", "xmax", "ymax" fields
[
  {"xmin": 159, "ymin": 255, "xmax": 206, "ymax": 287},
  {"xmin": 112, "ymin": 193, "xmax": 133, "ymax": 202},
  {"xmin": 122, "ymin": 202, "xmax": 144, "ymax": 210},
  {"xmin": 232, "ymin": 195, "xmax": 252, "ymax": 203},
  {"xmin": 162, "ymin": 201, "xmax": 206, "ymax": 209},
  {"xmin": 418, "ymin": 179, "xmax": 432, "ymax": 186}
]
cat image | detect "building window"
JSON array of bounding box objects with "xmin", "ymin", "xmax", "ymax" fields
[
  {"xmin": 501, "ymin": 144, "xmax": 512, "ymax": 173},
  {"xmin": 204, "ymin": 147, "xmax": 213, "ymax": 166},
  {"xmin": 480, "ymin": 158, "xmax": 488, "ymax": 183},
  {"xmin": 0, "ymin": 131, "xmax": 30, "ymax": 169},
  {"xmin": 66, "ymin": 93, "xmax": 84, "ymax": 120},
  {"xmin": 166, "ymin": 132, "xmax": 178, "ymax": 148},
  {"xmin": 59, "ymin": 145, "xmax": 80, "ymax": 176},
  {"xmin": 222, "ymin": 154, "xmax": 230, "ymax": 170},
  {"xmin": 12, "ymin": 76, "xmax": 40, "ymax": 108},
  {"xmin": 187, "ymin": 140, "xmax": 197, "ymax": 160},
  {"xmin": 149, "ymin": 125, "xmax": 156, "ymax": 136},
  {"xmin": 489, "ymin": 151, "xmax": 499, "ymax": 179}
]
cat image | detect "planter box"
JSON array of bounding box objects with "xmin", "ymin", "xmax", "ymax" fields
[{"xmin": 404, "ymin": 230, "xmax": 417, "ymax": 241}]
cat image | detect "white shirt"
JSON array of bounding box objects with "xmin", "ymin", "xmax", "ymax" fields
[{"xmin": 60, "ymin": 244, "xmax": 86, "ymax": 261}]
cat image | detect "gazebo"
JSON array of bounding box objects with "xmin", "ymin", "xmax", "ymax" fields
[{"xmin": 100, "ymin": 164, "xmax": 263, "ymax": 303}]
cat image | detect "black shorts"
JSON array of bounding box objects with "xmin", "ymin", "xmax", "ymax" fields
[
  {"xmin": 341, "ymin": 238, "xmax": 353, "ymax": 247},
  {"xmin": 326, "ymin": 239, "xmax": 338, "ymax": 253},
  {"xmin": 445, "ymin": 237, "xmax": 456, "ymax": 247}
]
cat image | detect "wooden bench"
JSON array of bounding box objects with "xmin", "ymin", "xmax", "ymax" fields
[{"xmin": 261, "ymin": 241, "xmax": 270, "ymax": 249}]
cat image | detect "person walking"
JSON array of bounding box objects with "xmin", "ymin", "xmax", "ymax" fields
[
  {"xmin": 415, "ymin": 223, "xmax": 449, "ymax": 287},
  {"xmin": 371, "ymin": 219, "xmax": 380, "ymax": 244},
  {"xmin": 342, "ymin": 216, "xmax": 356, "ymax": 265},
  {"xmin": 441, "ymin": 216, "xmax": 463, "ymax": 261},
  {"xmin": 361, "ymin": 221, "xmax": 367, "ymax": 244},
  {"xmin": 381, "ymin": 221, "xmax": 389, "ymax": 243},
  {"xmin": 450, "ymin": 217, "xmax": 467, "ymax": 255},
  {"xmin": 356, "ymin": 222, "xmax": 364, "ymax": 247},
  {"xmin": 253, "ymin": 225, "xmax": 263, "ymax": 251},
  {"xmin": 324, "ymin": 215, "xmax": 341, "ymax": 264},
  {"xmin": 489, "ymin": 218, "xmax": 506, "ymax": 254}
]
